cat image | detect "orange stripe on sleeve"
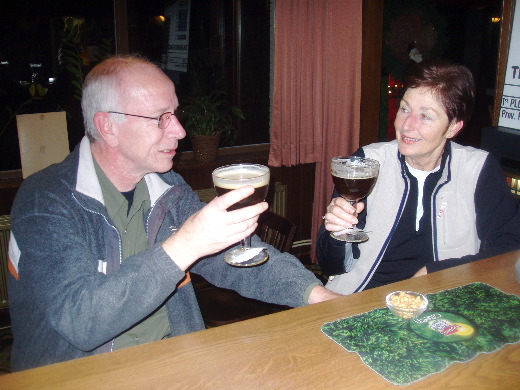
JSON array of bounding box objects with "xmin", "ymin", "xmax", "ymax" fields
[
  {"xmin": 177, "ymin": 272, "xmax": 191, "ymax": 289},
  {"xmin": 8, "ymin": 255, "xmax": 19, "ymax": 280}
]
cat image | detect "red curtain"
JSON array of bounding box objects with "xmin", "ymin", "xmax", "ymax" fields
[{"xmin": 269, "ymin": 0, "xmax": 363, "ymax": 262}]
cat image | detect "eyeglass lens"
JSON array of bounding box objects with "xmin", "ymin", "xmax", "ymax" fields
[{"xmin": 158, "ymin": 112, "xmax": 173, "ymax": 129}]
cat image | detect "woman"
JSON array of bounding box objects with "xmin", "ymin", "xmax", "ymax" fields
[{"xmin": 317, "ymin": 61, "xmax": 520, "ymax": 295}]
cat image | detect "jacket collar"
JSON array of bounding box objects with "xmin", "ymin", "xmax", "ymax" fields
[
  {"xmin": 398, "ymin": 141, "xmax": 452, "ymax": 179},
  {"xmin": 75, "ymin": 136, "xmax": 172, "ymax": 206}
]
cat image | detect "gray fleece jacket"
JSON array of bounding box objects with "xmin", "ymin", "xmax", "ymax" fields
[{"xmin": 8, "ymin": 137, "xmax": 320, "ymax": 371}]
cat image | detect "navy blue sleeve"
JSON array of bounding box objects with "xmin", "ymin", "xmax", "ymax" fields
[
  {"xmin": 427, "ymin": 155, "xmax": 520, "ymax": 272},
  {"xmin": 316, "ymin": 188, "xmax": 349, "ymax": 275}
]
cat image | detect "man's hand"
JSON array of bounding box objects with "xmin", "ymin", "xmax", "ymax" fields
[
  {"xmin": 162, "ymin": 186, "xmax": 268, "ymax": 270},
  {"xmin": 322, "ymin": 197, "xmax": 365, "ymax": 233},
  {"xmin": 308, "ymin": 285, "xmax": 342, "ymax": 304}
]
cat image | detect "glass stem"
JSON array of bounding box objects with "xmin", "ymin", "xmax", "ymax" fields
[
  {"xmin": 348, "ymin": 200, "xmax": 358, "ymax": 230},
  {"xmin": 241, "ymin": 235, "xmax": 251, "ymax": 250}
]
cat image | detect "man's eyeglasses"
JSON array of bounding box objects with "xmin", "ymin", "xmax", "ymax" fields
[{"xmin": 108, "ymin": 111, "xmax": 174, "ymax": 130}]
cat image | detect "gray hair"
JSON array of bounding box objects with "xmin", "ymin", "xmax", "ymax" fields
[{"xmin": 81, "ymin": 55, "xmax": 159, "ymax": 141}]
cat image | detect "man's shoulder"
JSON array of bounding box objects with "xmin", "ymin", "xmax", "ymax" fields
[
  {"xmin": 17, "ymin": 152, "xmax": 78, "ymax": 196},
  {"xmin": 11, "ymin": 153, "xmax": 80, "ymax": 221}
]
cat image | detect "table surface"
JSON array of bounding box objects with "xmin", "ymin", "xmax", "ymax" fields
[{"xmin": 1, "ymin": 250, "xmax": 519, "ymax": 390}]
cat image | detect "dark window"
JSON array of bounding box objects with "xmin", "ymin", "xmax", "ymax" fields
[{"xmin": 0, "ymin": 0, "xmax": 271, "ymax": 171}]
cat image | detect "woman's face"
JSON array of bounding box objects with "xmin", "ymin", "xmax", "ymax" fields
[{"xmin": 394, "ymin": 86, "xmax": 463, "ymax": 171}]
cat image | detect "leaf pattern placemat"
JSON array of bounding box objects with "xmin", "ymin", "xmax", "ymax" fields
[{"xmin": 321, "ymin": 283, "xmax": 520, "ymax": 386}]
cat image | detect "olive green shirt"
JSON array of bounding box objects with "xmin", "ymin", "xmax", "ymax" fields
[{"xmin": 93, "ymin": 160, "xmax": 171, "ymax": 350}]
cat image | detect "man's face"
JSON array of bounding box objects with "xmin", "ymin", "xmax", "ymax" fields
[{"xmin": 114, "ymin": 64, "xmax": 186, "ymax": 179}]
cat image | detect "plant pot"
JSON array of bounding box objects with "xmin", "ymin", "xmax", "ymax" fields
[{"xmin": 190, "ymin": 133, "xmax": 222, "ymax": 163}]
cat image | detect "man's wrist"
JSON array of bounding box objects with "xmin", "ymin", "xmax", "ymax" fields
[
  {"xmin": 303, "ymin": 282, "xmax": 320, "ymax": 304},
  {"xmin": 307, "ymin": 285, "xmax": 342, "ymax": 304}
]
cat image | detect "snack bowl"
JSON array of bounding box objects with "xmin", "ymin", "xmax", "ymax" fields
[{"xmin": 386, "ymin": 291, "xmax": 428, "ymax": 320}]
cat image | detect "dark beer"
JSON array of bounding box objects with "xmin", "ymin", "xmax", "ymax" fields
[
  {"xmin": 212, "ymin": 163, "xmax": 271, "ymax": 266},
  {"xmin": 212, "ymin": 165, "xmax": 270, "ymax": 211},
  {"xmin": 332, "ymin": 175, "xmax": 376, "ymax": 202},
  {"xmin": 329, "ymin": 156, "xmax": 379, "ymax": 243},
  {"xmin": 215, "ymin": 184, "xmax": 269, "ymax": 210}
]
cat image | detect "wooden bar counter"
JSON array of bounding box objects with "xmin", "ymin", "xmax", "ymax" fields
[{"xmin": 1, "ymin": 251, "xmax": 519, "ymax": 389}]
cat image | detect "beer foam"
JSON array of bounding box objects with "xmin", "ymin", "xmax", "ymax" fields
[
  {"xmin": 331, "ymin": 166, "xmax": 375, "ymax": 179},
  {"xmin": 213, "ymin": 165, "xmax": 270, "ymax": 189}
]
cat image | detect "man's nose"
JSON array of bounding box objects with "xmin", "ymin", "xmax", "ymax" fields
[{"xmin": 166, "ymin": 115, "xmax": 186, "ymax": 139}]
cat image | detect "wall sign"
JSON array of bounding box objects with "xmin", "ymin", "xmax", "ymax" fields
[
  {"xmin": 498, "ymin": 2, "xmax": 520, "ymax": 130},
  {"xmin": 163, "ymin": 0, "xmax": 191, "ymax": 73}
]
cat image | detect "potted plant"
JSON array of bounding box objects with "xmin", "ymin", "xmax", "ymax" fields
[{"xmin": 179, "ymin": 90, "xmax": 245, "ymax": 163}]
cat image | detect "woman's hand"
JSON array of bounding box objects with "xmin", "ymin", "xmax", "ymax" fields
[
  {"xmin": 322, "ymin": 197, "xmax": 364, "ymax": 233},
  {"xmin": 162, "ymin": 186, "xmax": 268, "ymax": 270}
]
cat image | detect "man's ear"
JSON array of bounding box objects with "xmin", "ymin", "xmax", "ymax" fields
[
  {"xmin": 446, "ymin": 120, "xmax": 464, "ymax": 139},
  {"xmin": 93, "ymin": 112, "xmax": 119, "ymax": 147}
]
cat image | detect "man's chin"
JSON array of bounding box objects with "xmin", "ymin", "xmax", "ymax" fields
[{"xmin": 156, "ymin": 160, "xmax": 174, "ymax": 173}]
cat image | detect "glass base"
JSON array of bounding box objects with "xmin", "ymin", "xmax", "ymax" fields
[
  {"xmin": 330, "ymin": 229, "xmax": 369, "ymax": 243},
  {"xmin": 224, "ymin": 248, "xmax": 269, "ymax": 267}
]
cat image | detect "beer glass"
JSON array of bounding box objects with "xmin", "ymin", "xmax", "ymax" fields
[
  {"xmin": 212, "ymin": 164, "xmax": 270, "ymax": 266},
  {"xmin": 330, "ymin": 156, "xmax": 379, "ymax": 242}
]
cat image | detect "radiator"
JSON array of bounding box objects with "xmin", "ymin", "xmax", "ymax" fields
[
  {"xmin": 271, "ymin": 181, "xmax": 288, "ymax": 217},
  {"xmin": 0, "ymin": 215, "xmax": 10, "ymax": 310}
]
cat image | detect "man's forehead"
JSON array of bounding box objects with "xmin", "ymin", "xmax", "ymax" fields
[
  {"xmin": 119, "ymin": 66, "xmax": 176, "ymax": 108},
  {"xmin": 121, "ymin": 63, "xmax": 166, "ymax": 81},
  {"xmin": 120, "ymin": 66, "xmax": 174, "ymax": 92}
]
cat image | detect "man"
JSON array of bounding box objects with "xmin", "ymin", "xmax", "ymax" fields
[{"xmin": 8, "ymin": 55, "xmax": 339, "ymax": 371}]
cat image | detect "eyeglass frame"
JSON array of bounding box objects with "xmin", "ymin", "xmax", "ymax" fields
[{"xmin": 107, "ymin": 111, "xmax": 175, "ymax": 130}]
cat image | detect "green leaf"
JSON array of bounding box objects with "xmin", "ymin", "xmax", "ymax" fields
[
  {"xmin": 230, "ymin": 106, "xmax": 245, "ymax": 120},
  {"xmin": 71, "ymin": 80, "xmax": 83, "ymax": 90},
  {"xmin": 61, "ymin": 42, "xmax": 77, "ymax": 51},
  {"xmin": 63, "ymin": 55, "xmax": 80, "ymax": 67},
  {"xmin": 35, "ymin": 84, "xmax": 48, "ymax": 97},
  {"xmin": 66, "ymin": 64, "xmax": 81, "ymax": 77}
]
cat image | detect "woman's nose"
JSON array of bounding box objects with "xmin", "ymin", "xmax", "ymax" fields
[{"xmin": 401, "ymin": 114, "xmax": 415, "ymax": 132}]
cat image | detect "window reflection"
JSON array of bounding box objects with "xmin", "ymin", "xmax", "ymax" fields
[{"xmin": 0, "ymin": 0, "xmax": 270, "ymax": 171}]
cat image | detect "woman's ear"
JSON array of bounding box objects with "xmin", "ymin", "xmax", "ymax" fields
[
  {"xmin": 446, "ymin": 120, "xmax": 464, "ymax": 139},
  {"xmin": 93, "ymin": 112, "xmax": 119, "ymax": 147}
]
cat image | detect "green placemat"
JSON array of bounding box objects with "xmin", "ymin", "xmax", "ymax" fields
[{"xmin": 321, "ymin": 282, "xmax": 520, "ymax": 386}]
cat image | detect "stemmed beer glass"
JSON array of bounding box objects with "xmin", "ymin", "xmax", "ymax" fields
[
  {"xmin": 212, "ymin": 163, "xmax": 270, "ymax": 266},
  {"xmin": 330, "ymin": 156, "xmax": 379, "ymax": 243}
]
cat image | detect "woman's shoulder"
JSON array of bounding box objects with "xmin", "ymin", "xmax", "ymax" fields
[
  {"xmin": 362, "ymin": 140, "xmax": 399, "ymax": 161},
  {"xmin": 449, "ymin": 141, "xmax": 489, "ymax": 166}
]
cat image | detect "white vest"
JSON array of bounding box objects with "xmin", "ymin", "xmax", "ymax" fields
[{"xmin": 326, "ymin": 141, "xmax": 488, "ymax": 295}]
